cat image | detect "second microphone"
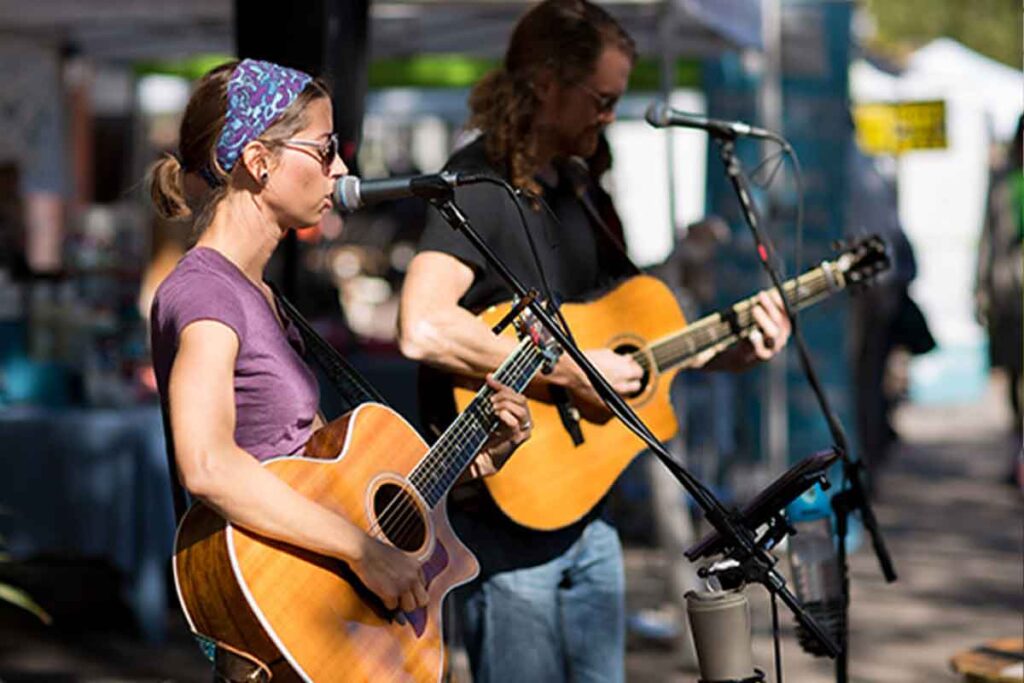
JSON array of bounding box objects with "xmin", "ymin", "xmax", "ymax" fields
[{"xmin": 334, "ymin": 171, "xmax": 485, "ymax": 211}]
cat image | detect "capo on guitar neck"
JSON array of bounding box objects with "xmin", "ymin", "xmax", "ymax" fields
[{"xmin": 490, "ymin": 290, "xmax": 539, "ymax": 335}]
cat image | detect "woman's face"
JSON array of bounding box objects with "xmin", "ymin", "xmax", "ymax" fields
[{"xmin": 263, "ymin": 97, "xmax": 347, "ymax": 230}]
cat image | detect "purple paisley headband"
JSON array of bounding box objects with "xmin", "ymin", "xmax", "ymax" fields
[{"xmin": 199, "ymin": 59, "xmax": 313, "ymax": 187}]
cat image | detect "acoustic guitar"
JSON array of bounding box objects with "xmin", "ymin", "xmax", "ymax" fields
[
  {"xmin": 453, "ymin": 236, "xmax": 890, "ymax": 531},
  {"xmin": 173, "ymin": 314, "xmax": 560, "ymax": 682}
]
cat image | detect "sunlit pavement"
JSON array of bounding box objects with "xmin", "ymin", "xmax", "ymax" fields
[{"xmin": 625, "ymin": 373, "xmax": 1024, "ymax": 682}]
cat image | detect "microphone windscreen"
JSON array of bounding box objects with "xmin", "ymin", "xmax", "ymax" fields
[
  {"xmin": 644, "ymin": 101, "xmax": 670, "ymax": 128},
  {"xmin": 334, "ymin": 176, "xmax": 361, "ymax": 211}
]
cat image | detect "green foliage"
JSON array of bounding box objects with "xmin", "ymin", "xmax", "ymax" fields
[
  {"xmin": 0, "ymin": 516, "xmax": 51, "ymax": 625},
  {"xmin": 0, "ymin": 583, "xmax": 51, "ymax": 625},
  {"xmin": 865, "ymin": 0, "xmax": 1022, "ymax": 68}
]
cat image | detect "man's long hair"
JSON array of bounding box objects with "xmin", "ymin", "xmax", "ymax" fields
[{"xmin": 467, "ymin": 0, "xmax": 634, "ymax": 196}]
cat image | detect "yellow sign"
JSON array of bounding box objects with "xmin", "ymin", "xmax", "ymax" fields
[{"xmin": 854, "ymin": 100, "xmax": 947, "ymax": 155}]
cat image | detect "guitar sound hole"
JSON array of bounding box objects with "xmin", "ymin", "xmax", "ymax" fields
[
  {"xmin": 613, "ymin": 343, "xmax": 649, "ymax": 398},
  {"xmin": 373, "ymin": 483, "xmax": 426, "ymax": 552}
]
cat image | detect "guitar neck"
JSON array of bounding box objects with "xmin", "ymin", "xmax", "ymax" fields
[
  {"xmin": 648, "ymin": 260, "xmax": 848, "ymax": 372},
  {"xmin": 409, "ymin": 338, "xmax": 547, "ymax": 507}
]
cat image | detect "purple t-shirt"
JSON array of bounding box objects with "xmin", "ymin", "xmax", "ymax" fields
[{"xmin": 150, "ymin": 247, "xmax": 319, "ymax": 461}]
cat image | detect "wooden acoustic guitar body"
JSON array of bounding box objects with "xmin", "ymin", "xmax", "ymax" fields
[
  {"xmin": 455, "ymin": 275, "xmax": 686, "ymax": 531},
  {"xmin": 173, "ymin": 403, "xmax": 479, "ymax": 682}
]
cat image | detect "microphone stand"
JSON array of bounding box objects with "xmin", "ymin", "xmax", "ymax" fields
[
  {"xmin": 711, "ymin": 134, "xmax": 898, "ymax": 683},
  {"xmin": 428, "ymin": 192, "xmax": 841, "ymax": 663}
]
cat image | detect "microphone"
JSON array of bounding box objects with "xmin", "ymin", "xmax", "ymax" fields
[
  {"xmin": 334, "ymin": 171, "xmax": 485, "ymax": 211},
  {"xmin": 644, "ymin": 101, "xmax": 777, "ymax": 141}
]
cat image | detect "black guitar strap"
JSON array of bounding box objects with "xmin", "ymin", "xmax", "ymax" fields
[
  {"xmin": 561, "ymin": 156, "xmax": 642, "ymax": 278},
  {"xmin": 546, "ymin": 158, "xmax": 643, "ymax": 447},
  {"xmin": 268, "ymin": 283, "xmax": 389, "ymax": 412}
]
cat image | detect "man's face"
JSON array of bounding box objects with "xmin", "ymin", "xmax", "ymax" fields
[{"xmin": 542, "ymin": 45, "xmax": 632, "ymax": 159}]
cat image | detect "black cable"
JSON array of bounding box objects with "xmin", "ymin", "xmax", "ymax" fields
[
  {"xmin": 781, "ymin": 142, "xmax": 806, "ymax": 305},
  {"xmin": 745, "ymin": 136, "xmax": 807, "ymax": 322},
  {"xmin": 474, "ymin": 176, "xmax": 578, "ymax": 344},
  {"xmin": 749, "ymin": 148, "xmax": 788, "ymax": 189},
  {"xmin": 772, "ymin": 590, "xmax": 784, "ymax": 683}
]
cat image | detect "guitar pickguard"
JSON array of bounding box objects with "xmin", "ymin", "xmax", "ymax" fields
[{"xmin": 403, "ymin": 539, "xmax": 450, "ymax": 637}]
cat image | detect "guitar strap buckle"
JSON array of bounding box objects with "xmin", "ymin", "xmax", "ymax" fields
[{"xmin": 550, "ymin": 385, "xmax": 585, "ymax": 446}]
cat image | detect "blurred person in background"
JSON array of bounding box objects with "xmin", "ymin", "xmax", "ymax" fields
[
  {"xmin": 846, "ymin": 133, "xmax": 934, "ymax": 484},
  {"xmin": 975, "ymin": 113, "xmax": 1023, "ymax": 483},
  {"xmin": 147, "ymin": 59, "xmax": 531, "ymax": 679},
  {"xmin": 398, "ymin": 1, "xmax": 790, "ymax": 680}
]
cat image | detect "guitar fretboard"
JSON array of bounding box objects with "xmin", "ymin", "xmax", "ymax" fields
[
  {"xmin": 410, "ymin": 337, "xmax": 548, "ymax": 507},
  {"xmin": 642, "ymin": 261, "xmax": 845, "ymax": 373}
]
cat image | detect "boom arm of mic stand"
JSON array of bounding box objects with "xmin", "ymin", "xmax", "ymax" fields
[{"xmin": 429, "ymin": 193, "xmax": 840, "ymax": 658}]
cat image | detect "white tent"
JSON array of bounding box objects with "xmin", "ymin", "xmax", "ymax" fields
[{"xmin": 850, "ymin": 38, "xmax": 1024, "ymax": 404}]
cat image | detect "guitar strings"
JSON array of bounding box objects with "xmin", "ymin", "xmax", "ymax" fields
[
  {"xmin": 361, "ymin": 344, "xmax": 542, "ymax": 545},
  {"xmin": 363, "ymin": 346, "xmax": 537, "ymax": 543},
  {"xmin": 643, "ymin": 268, "xmax": 834, "ymax": 371},
  {"xmin": 647, "ymin": 270, "xmax": 825, "ymax": 367},
  {"xmin": 363, "ymin": 346, "xmax": 540, "ymax": 546},
  {"xmin": 361, "ymin": 354, "xmax": 520, "ymax": 546},
  {"xmin": 412, "ymin": 342, "xmax": 541, "ymax": 501}
]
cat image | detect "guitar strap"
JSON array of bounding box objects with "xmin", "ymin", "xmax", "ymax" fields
[
  {"xmin": 548, "ymin": 158, "xmax": 643, "ymax": 447},
  {"xmin": 161, "ymin": 285, "xmax": 387, "ymax": 524},
  {"xmin": 561, "ymin": 156, "xmax": 642, "ymax": 278},
  {"xmin": 268, "ymin": 282, "xmax": 389, "ymax": 411}
]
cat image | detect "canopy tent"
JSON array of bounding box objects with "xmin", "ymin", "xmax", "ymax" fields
[
  {"xmin": 0, "ymin": 0, "xmax": 762, "ymax": 63},
  {"xmin": 851, "ymin": 38, "xmax": 1024, "ymax": 404}
]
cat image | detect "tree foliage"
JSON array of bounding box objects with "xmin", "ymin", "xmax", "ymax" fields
[{"xmin": 865, "ymin": 0, "xmax": 1022, "ymax": 68}]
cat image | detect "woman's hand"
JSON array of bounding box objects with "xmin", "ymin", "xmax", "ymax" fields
[
  {"xmin": 348, "ymin": 534, "xmax": 429, "ymax": 613},
  {"xmin": 462, "ymin": 376, "xmax": 532, "ymax": 480}
]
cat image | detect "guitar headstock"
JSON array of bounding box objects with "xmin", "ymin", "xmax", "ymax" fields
[
  {"xmin": 513, "ymin": 307, "xmax": 563, "ymax": 373},
  {"xmin": 834, "ymin": 234, "xmax": 891, "ymax": 287}
]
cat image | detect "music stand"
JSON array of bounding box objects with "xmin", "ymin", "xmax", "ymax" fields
[{"xmin": 686, "ymin": 448, "xmax": 840, "ymax": 563}]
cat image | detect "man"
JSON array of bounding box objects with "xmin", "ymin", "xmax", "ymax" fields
[{"xmin": 398, "ymin": 2, "xmax": 791, "ymax": 681}]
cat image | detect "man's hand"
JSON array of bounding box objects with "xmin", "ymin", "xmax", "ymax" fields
[
  {"xmin": 562, "ymin": 348, "xmax": 645, "ymax": 423},
  {"xmin": 707, "ymin": 289, "xmax": 792, "ymax": 371}
]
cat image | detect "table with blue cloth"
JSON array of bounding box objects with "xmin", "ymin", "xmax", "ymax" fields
[{"xmin": 0, "ymin": 404, "xmax": 176, "ymax": 642}]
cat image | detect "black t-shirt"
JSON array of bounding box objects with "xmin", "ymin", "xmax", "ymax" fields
[
  {"xmin": 417, "ymin": 136, "xmax": 635, "ymax": 314},
  {"xmin": 415, "ymin": 135, "xmax": 635, "ymax": 555}
]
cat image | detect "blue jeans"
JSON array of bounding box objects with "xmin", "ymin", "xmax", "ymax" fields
[{"xmin": 450, "ymin": 502, "xmax": 625, "ymax": 683}]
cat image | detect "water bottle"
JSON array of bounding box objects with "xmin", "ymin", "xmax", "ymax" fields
[{"xmin": 787, "ymin": 489, "xmax": 844, "ymax": 656}]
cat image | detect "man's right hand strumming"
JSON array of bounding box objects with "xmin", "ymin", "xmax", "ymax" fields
[{"xmin": 557, "ymin": 348, "xmax": 645, "ymax": 423}]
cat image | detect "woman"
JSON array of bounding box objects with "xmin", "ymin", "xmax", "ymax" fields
[{"xmin": 148, "ymin": 59, "xmax": 532, "ymax": 668}]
